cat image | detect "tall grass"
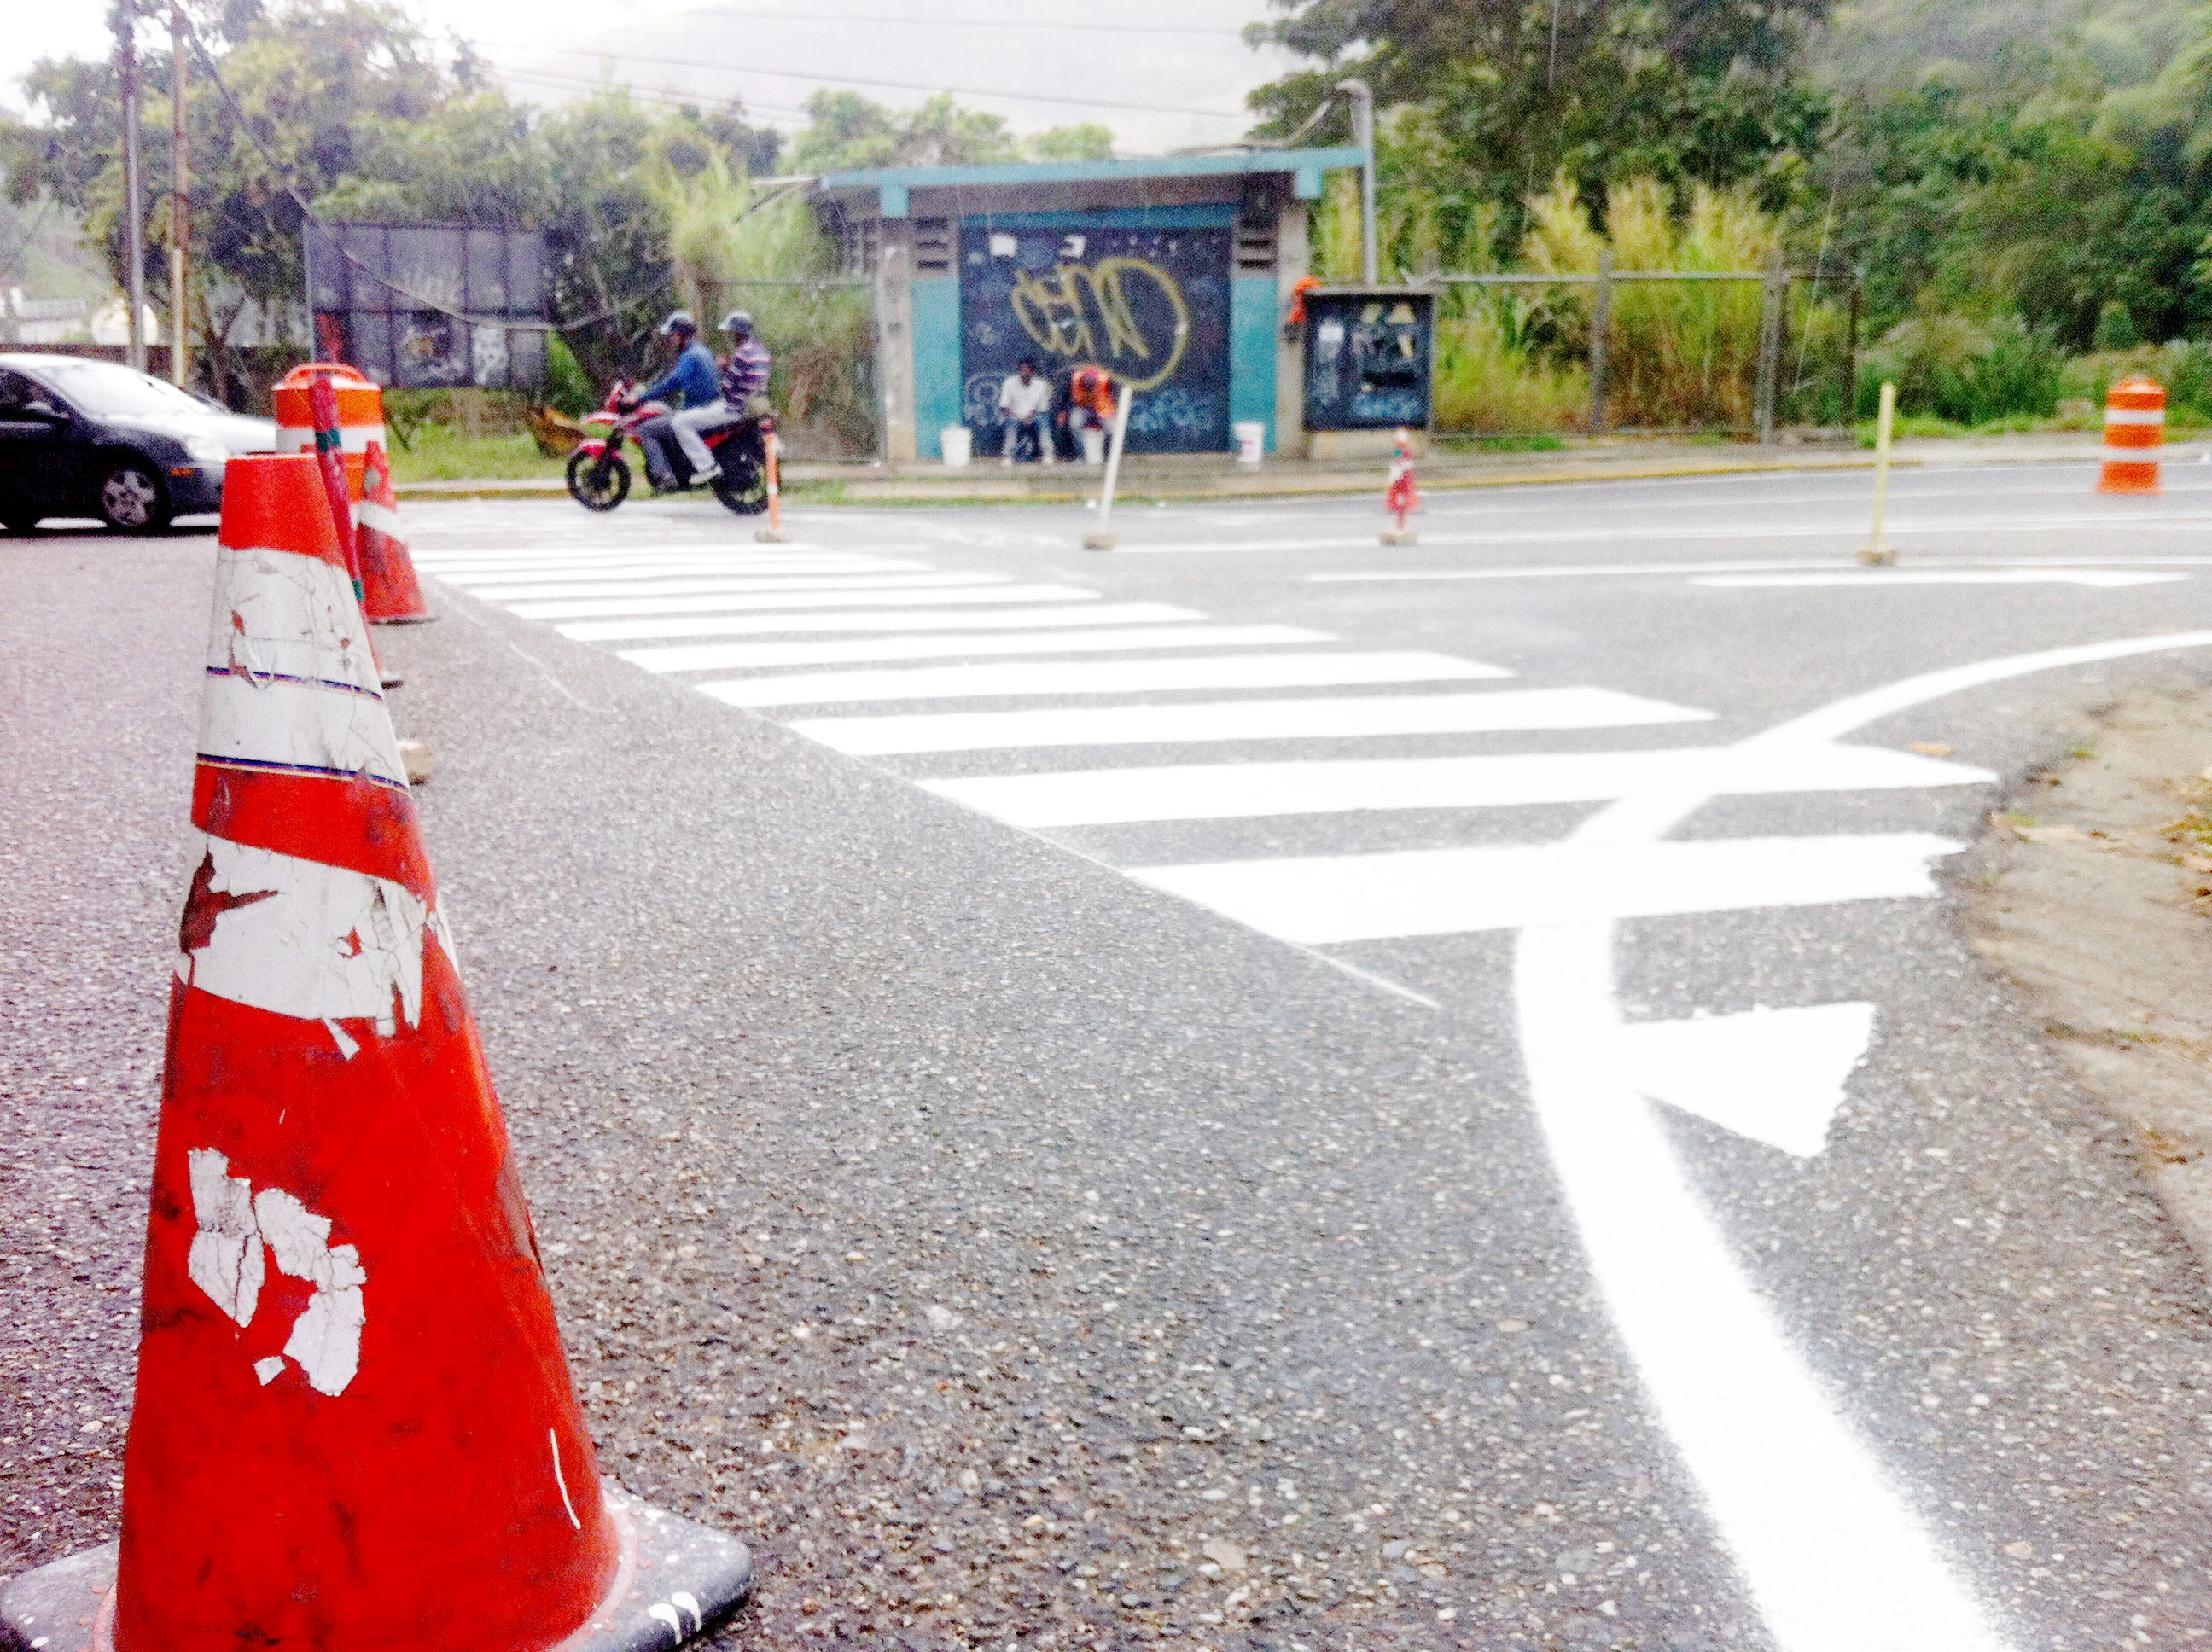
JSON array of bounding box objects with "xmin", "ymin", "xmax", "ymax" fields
[
  {"xmin": 654, "ymin": 157, "xmax": 876, "ymax": 457},
  {"xmin": 1521, "ymin": 177, "xmax": 1778, "ymax": 430},
  {"xmin": 1434, "ymin": 300, "xmax": 1589, "ymax": 433}
]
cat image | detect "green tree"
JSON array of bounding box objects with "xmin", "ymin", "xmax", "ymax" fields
[
  {"xmin": 784, "ymin": 90, "xmax": 1020, "ymax": 172},
  {"xmin": 1248, "ymin": 0, "xmax": 1833, "ymax": 226}
]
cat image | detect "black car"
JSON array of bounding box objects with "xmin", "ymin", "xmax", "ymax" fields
[{"xmin": 0, "ymin": 353, "xmax": 280, "ymax": 533}]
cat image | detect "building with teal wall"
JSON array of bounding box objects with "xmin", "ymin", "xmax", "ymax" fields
[{"xmin": 811, "ymin": 150, "xmax": 1365, "ymax": 462}]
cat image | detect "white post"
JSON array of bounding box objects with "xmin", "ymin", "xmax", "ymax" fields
[
  {"xmin": 1082, "ymin": 385, "xmax": 1134, "ymax": 550},
  {"xmin": 1856, "ymin": 381, "xmax": 1897, "ymax": 566}
]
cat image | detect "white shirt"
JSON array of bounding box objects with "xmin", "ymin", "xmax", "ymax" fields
[{"xmin": 998, "ymin": 373, "xmax": 1051, "ymax": 419}]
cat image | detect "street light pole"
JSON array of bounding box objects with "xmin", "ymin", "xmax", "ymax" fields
[
  {"xmin": 117, "ymin": 1, "xmax": 148, "ymax": 372},
  {"xmin": 1333, "ymin": 77, "xmax": 1378, "ymax": 287},
  {"xmin": 171, "ymin": 1, "xmax": 189, "ymax": 386}
]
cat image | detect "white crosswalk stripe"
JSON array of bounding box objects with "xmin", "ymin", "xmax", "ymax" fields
[
  {"xmin": 558, "ymin": 601, "xmax": 1196, "ymax": 643},
  {"xmin": 697, "ymin": 651, "xmax": 1511, "ymax": 708},
  {"xmin": 509, "ymin": 583, "xmax": 1097, "ymax": 621},
  {"xmin": 619, "ymin": 625, "xmax": 1329, "ymax": 673},
  {"xmin": 800, "ymin": 687, "xmax": 1714, "ymax": 756}
]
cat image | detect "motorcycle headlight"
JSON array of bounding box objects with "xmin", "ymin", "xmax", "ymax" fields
[{"xmin": 183, "ymin": 434, "xmax": 229, "ymax": 464}]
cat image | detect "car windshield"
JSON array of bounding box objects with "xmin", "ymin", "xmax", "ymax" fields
[{"xmin": 29, "ymin": 359, "xmax": 210, "ymax": 418}]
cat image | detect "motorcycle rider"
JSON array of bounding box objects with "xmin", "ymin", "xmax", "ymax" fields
[
  {"xmin": 666, "ymin": 310, "xmax": 774, "ymax": 486},
  {"xmin": 628, "ymin": 311, "xmax": 719, "ymax": 489}
]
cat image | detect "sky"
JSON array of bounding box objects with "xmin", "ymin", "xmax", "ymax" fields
[{"xmin": 6, "ymin": 0, "xmax": 1308, "ymax": 154}]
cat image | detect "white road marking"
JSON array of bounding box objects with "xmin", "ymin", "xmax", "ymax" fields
[
  {"xmin": 1695, "ymin": 569, "xmax": 2182, "ymax": 589},
  {"xmin": 699, "ymin": 650, "xmax": 1511, "ymax": 709},
  {"xmin": 452, "ymin": 572, "xmax": 1007, "ymax": 602},
  {"xmin": 1108, "ymin": 510, "xmax": 2212, "ymax": 556},
  {"xmin": 1314, "ymin": 554, "xmax": 2212, "ymax": 585},
  {"xmin": 509, "ymin": 582, "xmax": 1099, "ymax": 621},
  {"xmin": 1620, "ymin": 1003, "xmax": 1876, "ymax": 1158},
  {"xmin": 1129, "ymin": 833, "xmax": 1963, "ymax": 945},
  {"xmin": 928, "ymin": 745, "xmax": 1988, "ymax": 828},
  {"xmin": 559, "ymin": 601, "xmax": 1200, "ymax": 643},
  {"xmin": 796, "ymin": 687, "xmax": 1708, "ymax": 755},
  {"xmin": 1505, "ymin": 631, "xmax": 2212, "ymax": 1652},
  {"xmin": 423, "ymin": 556, "xmax": 917, "ymax": 580},
  {"xmin": 620, "ymin": 624, "xmax": 1329, "ymax": 674}
]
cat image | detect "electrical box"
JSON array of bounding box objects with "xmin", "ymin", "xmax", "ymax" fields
[{"xmin": 1302, "ymin": 288, "xmax": 1434, "ymax": 432}]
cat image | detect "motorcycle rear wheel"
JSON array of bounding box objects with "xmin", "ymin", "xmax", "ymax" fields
[
  {"xmin": 567, "ymin": 449, "xmax": 630, "ymax": 511},
  {"xmin": 712, "ymin": 461, "xmax": 770, "ymax": 516}
]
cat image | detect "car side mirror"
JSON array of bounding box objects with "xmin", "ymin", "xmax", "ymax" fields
[{"xmin": 21, "ymin": 400, "xmax": 64, "ymax": 420}]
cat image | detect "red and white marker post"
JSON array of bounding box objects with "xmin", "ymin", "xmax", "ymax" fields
[{"xmin": 1381, "ymin": 426, "xmax": 1420, "ymax": 545}]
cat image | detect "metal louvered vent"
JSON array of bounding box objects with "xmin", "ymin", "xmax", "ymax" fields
[{"xmin": 914, "ymin": 218, "xmax": 955, "ymax": 275}]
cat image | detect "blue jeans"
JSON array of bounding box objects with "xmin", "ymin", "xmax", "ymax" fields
[{"xmin": 1002, "ymin": 415, "xmax": 1051, "ymax": 461}]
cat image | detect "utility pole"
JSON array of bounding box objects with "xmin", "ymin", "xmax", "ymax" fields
[
  {"xmin": 117, "ymin": 0, "xmax": 148, "ymax": 372},
  {"xmin": 171, "ymin": 1, "xmax": 189, "ymax": 386},
  {"xmin": 1334, "ymin": 78, "xmax": 1378, "ymax": 286}
]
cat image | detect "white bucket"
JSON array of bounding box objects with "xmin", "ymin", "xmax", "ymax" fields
[
  {"xmin": 940, "ymin": 427, "xmax": 973, "ymax": 467},
  {"xmin": 1080, "ymin": 426, "xmax": 1106, "ymax": 466},
  {"xmin": 1232, "ymin": 421, "xmax": 1265, "ymax": 465}
]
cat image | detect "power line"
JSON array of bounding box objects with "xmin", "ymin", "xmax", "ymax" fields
[
  {"xmin": 486, "ymin": 42, "xmax": 1251, "ymax": 119},
  {"xmin": 498, "ymin": 66, "xmax": 817, "ymax": 122},
  {"xmin": 627, "ymin": 7, "xmax": 1245, "ymax": 36}
]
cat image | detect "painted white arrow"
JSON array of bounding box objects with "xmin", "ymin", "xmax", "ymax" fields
[{"xmin": 1618, "ymin": 1002, "xmax": 1877, "ymax": 1158}]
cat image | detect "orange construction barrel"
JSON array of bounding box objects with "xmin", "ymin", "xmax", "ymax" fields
[
  {"xmin": 272, "ymin": 362, "xmax": 387, "ymax": 499},
  {"xmin": 2098, "ymin": 376, "xmax": 2164, "ymax": 495}
]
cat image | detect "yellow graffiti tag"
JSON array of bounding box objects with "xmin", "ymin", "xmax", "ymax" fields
[{"xmin": 1006, "ymin": 257, "xmax": 1191, "ymax": 392}]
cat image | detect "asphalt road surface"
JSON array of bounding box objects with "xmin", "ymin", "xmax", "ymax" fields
[{"xmin": 9, "ymin": 459, "xmax": 2212, "ymax": 1652}]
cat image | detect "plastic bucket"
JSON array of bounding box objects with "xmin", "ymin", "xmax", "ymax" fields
[
  {"xmin": 941, "ymin": 427, "xmax": 973, "ymax": 467},
  {"xmin": 1232, "ymin": 421, "xmax": 1265, "ymax": 465},
  {"xmin": 1080, "ymin": 426, "xmax": 1106, "ymax": 465}
]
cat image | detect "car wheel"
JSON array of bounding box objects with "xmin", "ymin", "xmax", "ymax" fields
[{"xmin": 97, "ymin": 459, "xmax": 172, "ymax": 533}]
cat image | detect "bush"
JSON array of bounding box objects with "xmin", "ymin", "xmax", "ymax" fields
[
  {"xmin": 1860, "ymin": 311, "xmax": 2059, "ymax": 423},
  {"xmin": 542, "ymin": 331, "xmax": 597, "ymax": 417}
]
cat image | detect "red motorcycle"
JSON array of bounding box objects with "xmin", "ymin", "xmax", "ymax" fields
[{"xmin": 565, "ymin": 377, "xmax": 771, "ymax": 515}]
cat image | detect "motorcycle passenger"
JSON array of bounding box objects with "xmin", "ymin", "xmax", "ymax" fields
[
  {"xmin": 630, "ymin": 311, "xmax": 719, "ymax": 488},
  {"xmin": 665, "ymin": 310, "xmax": 773, "ymax": 488}
]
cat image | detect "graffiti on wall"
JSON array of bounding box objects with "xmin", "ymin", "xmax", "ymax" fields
[{"xmin": 960, "ymin": 224, "xmax": 1230, "ymax": 454}]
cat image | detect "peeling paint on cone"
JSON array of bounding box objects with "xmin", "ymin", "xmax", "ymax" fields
[{"xmin": 113, "ymin": 453, "xmax": 620, "ymax": 1652}]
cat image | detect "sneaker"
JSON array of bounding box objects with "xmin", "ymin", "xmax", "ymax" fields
[{"xmin": 694, "ymin": 463, "xmax": 721, "ymax": 485}]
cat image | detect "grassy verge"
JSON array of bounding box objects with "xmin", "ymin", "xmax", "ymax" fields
[
  {"xmin": 1431, "ymin": 433, "xmax": 1570, "ymax": 454},
  {"xmin": 386, "ymin": 426, "xmax": 568, "ymax": 484}
]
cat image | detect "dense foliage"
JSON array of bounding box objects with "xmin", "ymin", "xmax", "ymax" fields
[{"xmin": 1258, "ymin": 0, "xmax": 2212, "ymax": 425}]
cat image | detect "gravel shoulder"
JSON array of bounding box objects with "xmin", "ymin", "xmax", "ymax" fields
[{"xmin": 1962, "ymin": 683, "xmax": 2212, "ymax": 1279}]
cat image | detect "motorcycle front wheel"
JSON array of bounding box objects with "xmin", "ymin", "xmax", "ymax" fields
[
  {"xmin": 711, "ymin": 460, "xmax": 770, "ymax": 516},
  {"xmin": 567, "ymin": 449, "xmax": 630, "ymax": 511}
]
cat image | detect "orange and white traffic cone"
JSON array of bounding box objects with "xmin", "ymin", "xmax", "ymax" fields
[
  {"xmin": 0, "ymin": 454, "xmax": 749, "ymax": 1652},
  {"xmin": 357, "ymin": 439, "xmax": 432, "ymax": 622},
  {"xmin": 2098, "ymin": 376, "xmax": 2164, "ymax": 494},
  {"xmin": 1381, "ymin": 427, "xmax": 1420, "ymax": 545}
]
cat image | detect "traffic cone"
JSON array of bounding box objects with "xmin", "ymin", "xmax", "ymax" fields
[
  {"xmin": 357, "ymin": 439, "xmax": 433, "ymax": 622},
  {"xmin": 0, "ymin": 454, "xmax": 750, "ymax": 1652}
]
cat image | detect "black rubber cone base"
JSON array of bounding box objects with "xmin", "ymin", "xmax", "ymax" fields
[{"xmin": 0, "ymin": 1480, "xmax": 752, "ymax": 1652}]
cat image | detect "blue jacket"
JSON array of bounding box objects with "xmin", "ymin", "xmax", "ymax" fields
[{"xmin": 638, "ymin": 340, "xmax": 721, "ymax": 409}]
